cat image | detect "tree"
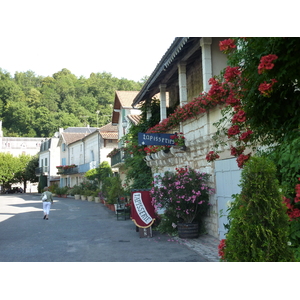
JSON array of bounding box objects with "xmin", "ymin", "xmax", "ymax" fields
[
  {"xmin": 0, "ymin": 153, "xmax": 19, "ymax": 188},
  {"xmin": 14, "ymin": 154, "xmax": 38, "ymax": 192},
  {"xmin": 223, "ymin": 157, "xmax": 294, "ymax": 262}
]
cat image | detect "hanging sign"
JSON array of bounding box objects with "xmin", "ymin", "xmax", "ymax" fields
[{"xmin": 138, "ymin": 132, "xmax": 175, "ymax": 146}]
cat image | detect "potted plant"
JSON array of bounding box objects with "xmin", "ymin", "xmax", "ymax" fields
[
  {"xmin": 55, "ymin": 186, "xmax": 68, "ymax": 197},
  {"xmin": 150, "ymin": 167, "xmax": 214, "ymax": 238},
  {"xmin": 93, "ymin": 189, "xmax": 101, "ymax": 203},
  {"xmin": 69, "ymin": 185, "xmax": 82, "ymax": 200},
  {"xmin": 85, "ymin": 189, "xmax": 94, "ymax": 202}
]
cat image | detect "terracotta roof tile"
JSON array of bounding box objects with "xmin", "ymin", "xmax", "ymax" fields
[
  {"xmin": 98, "ymin": 123, "xmax": 118, "ymax": 132},
  {"xmin": 100, "ymin": 132, "xmax": 118, "ymax": 139},
  {"xmin": 62, "ymin": 132, "xmax": 88, "ymax": 145},
  {"xmin": 127, "ymin": 114, "xmax": 141, "ymax": 125},
  {"xmin": 115, "ymin": 91, "xmax": 140, "ymax": 108}
]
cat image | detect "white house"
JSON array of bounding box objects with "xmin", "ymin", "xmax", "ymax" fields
[
  {"xmin": 57, "ymin": 124, "xmax": 118, "ymax": 188},
  {"xmin": 131, "ymin": 37, "xmax": 242, "ymax": 240},
  {"xmin": 0, "ymin": 120, "xmax": 44, "ymax": 192},
  {"xmin": 110, "ymin": 91, "xmax": 141, "ymax": 183},
  {"xmin": 36, "ymin": 131, "xmax": 61, "ymax": 189}
]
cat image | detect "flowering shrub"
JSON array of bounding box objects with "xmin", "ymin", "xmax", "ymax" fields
[
  {"xmin": 258, "ymin": 54, "xmax": 278, "ymax": 74},
  {"xmin": 170, "ymin": 132, "xmax": 185, "ymax": 146},
  {"xmin": 219, "ymin": 39, "xmax": 237, "ymax": 53},
  {"xmin": 56, "ymin": 164, "xmax": 77, "ymax": 169},
  {"xmin": 206, "ymin": 151, "xmax": 220, "ymax": 162},
  {"xmin": 218, "ymin": 239, "xmax": 226, "ymax": 261},
  {"xmin": 258, "ymin": 79, "xmax": 277, "ymax": 97},
  {"xmin": 144, "ymin": 145, "xmax": 160, "ymax": 154},
  {"xmin": 150, "ymin": 167, "xmax": 214, "ymax": 225}
]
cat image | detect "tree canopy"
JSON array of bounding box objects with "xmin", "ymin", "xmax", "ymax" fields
[{"xmin": 0, "ymin": 68, "xmax": 143, "ymax": 137}]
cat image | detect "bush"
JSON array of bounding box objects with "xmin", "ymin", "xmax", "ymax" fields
[
  {"xmin": 223, "ymin": 156, "xmax": 294, "ymax": 262},
  {"xmin": 150, "ymin": 167, "xmax": 214, "ymax": 235},
  {"xmin": 68, "ymin": 185, "xmax": 82, "ymax": 195},
  {"xmin": 103, "ymin": 175, "xmax": 124, "ymax": 204}
]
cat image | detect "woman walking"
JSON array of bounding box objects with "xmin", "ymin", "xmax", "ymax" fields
[{"xmin": 41, "ymin": 187, "xmax": 53, "ymax": 220}]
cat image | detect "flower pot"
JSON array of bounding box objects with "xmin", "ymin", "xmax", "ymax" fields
[
  {"xmin": 177, "ymin": 223, "xmax": 199, "ymax": 239},
  {"xmin": 87, "ymin": 196, "xmax": 94, "ymax": 202},
  {"xmin": 94, "ymin": 196, "xmax": 100, "ymax": 203},
  {"xmin": 81, "ymin": 195, "xmax": 87, "ymax": 201},
  {"xmin": 74, "ymin": 194, "xmax": 81, "ymax": 200}
]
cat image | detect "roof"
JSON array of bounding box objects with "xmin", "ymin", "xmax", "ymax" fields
[
  {"xmin": 127, "ymin": 114, "xmax": 141, "ymax": 125},
  {"xmin": 115, "ymin": 91, "xmax": 140, "ymax": 108},
  {"xmin": 99, "ymin": 132, "xmax": 118, "ymax": 139},
  {"xmin": 63, "ymin": 127, "xmax": 98, "ymax": 134},
  {"xmin": 61, "ymin": 132, "xmax": 89, "ymax": 145},
  {"xmin": 98, "ymin": 122, "xmax": 118, "ymax": 140},
  {"xmin": 132, "ymin": 37, "xmax": 200, "ymax": 107},
  {"xmin": 112, "ymin": 91, "xmax": 140, "ymax": 125}
]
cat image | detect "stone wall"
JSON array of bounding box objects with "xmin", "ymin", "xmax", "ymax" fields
[{"xmin": 145, "ymin": 106, "xmax": 233, "ymax": 239}]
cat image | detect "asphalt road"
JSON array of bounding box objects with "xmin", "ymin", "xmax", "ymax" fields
[{"xmin": 0, "ymin": 193, "xmax": 208, "ymax": 262}]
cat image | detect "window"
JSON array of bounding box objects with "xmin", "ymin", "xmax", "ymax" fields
[{"xmin": 62, "ymin": 143, "xmax": 66, "ymax": 152}]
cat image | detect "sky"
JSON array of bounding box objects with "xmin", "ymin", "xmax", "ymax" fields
[
  {"xmin": 0, "ymin": 1, "xmax": 294, "ymax": 83},
  {"xmin": 0, "ymin": 1, "xmax": 181, "ymax": 82}
]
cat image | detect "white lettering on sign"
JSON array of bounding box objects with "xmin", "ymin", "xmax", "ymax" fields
[{"xmin": 133, "ymin": 192, "xmax": 152, "ymax": 225}]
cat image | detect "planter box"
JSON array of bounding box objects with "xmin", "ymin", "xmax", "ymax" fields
[
  {"xmin": 74, "ymin": 194, "xmax": 81, "ymax": 200},
  {"xmin": 95, "ymin": 197, "xmax": 100, "ymax": 203},
  {"xmin": 81, "ymin": 195, "xmax": 87, "ymax": 201},
  {"xmin": 87, "ymin": 196, "xmax": 94, "ymax": 202}
]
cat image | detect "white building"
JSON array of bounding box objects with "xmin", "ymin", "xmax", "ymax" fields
[
  {"xmin": 57, "ymin": 124, "xmax": 118, "ymax": 188},
  {"xmin": 0, "ymin": 120, "xmax": 44, "ymax": 192}
]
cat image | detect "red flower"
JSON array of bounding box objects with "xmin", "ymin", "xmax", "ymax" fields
[
  {"xmin": 206, "ymin": 151, "xmax": 220, "ymax": 162},
  {"xmin": 258, "ymin": 54, "xmax": 278, "ymax": 74},
  {"xmin": 224, "ymin": 66, "xmax": 241, "ymax": 82},
  {"xmin": 236, "ymin": 153, "xmax": 251, "ymax": 168},
  {"xmin": 219, "ymin": 39, "xmax": 236, "ymax": 53},
  {"xmin": 227, "ymin": 125, "xmax": 240, "ymax": 137},
  {"xmin": 218, "ymin": 239, "xmax": 226, "ymax": 260},
  {"xmin": 239, "ymin": 130, "xmax": 253, "ymax": 142},
  {"xmin": 232, "ymin": 110, "xmax": 246, "ymax": 123},
  {"xmin": 230, "ymin": 145, "xmax": 245, "ymax": 157},
  {"xmin": 258, "ymin": 79, "xmax": 277, "ymax": 97}
]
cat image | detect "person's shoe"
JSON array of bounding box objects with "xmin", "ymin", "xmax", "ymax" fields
[
  {"xmin": 46, "ymin": 218, "xmax": 48, "ymax": 220},
  {"xmin": 43, "ymin": 215, "xmax": 46, "ymax": 219}
]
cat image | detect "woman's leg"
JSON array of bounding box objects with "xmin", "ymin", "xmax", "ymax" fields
[
  {"xmin": 43, "ymin": 202, "xmax": 47, "ymax": 218},
  {"xmin": 45, "ymin": 202, "xmax": 51, "ymax": 219}
]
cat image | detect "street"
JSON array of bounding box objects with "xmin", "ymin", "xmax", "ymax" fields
[{"xmin": 0, "ymin": 193, "xmax": 208, "ymax": 262}]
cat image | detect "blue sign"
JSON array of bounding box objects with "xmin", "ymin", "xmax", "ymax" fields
[{"xmin": 138, "ymin": 132, "xmax": 175, "ymax": 146}]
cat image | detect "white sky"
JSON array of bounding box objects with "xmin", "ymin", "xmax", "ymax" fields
[
  {"xmin": 0, "ymin": 1, "xmax": 294, "ymax": 82},
  {"xmin": 0, "ymin": 1, "xmax": 178, "ymax": 81}
]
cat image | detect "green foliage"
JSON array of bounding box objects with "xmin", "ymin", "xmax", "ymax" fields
[
  {"xmin": 68, "ymin": 184, "xmax": 82, "ymax": 195},
  {"xmin": 0, "ymin": 152, "xmax": 19, "ymax": 185},
  {"xmin": 224, "ymin": 156, "xmax": 294, "ymax": 262},
  {"xmin": 103, "ymin": 175, "xmax": 124, "ymax": 204},
  {"xmin": 120, "ymin": 99, "xmax": 161, "ymax": 190},
  {"xmin": 264, "ymin": 135, "xmax": 300, "ymax": 198},
  {"xmin": 226, "ymin": 38, "xmax": 300, "ymax": 146},
  {"xmin": 0, "ymin": 68, "xmax": 143, "ymax": 137}
]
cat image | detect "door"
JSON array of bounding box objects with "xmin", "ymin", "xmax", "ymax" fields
[{"xmin": 215, "ymin": 158, "xmax": 242, "ymax": 240}]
